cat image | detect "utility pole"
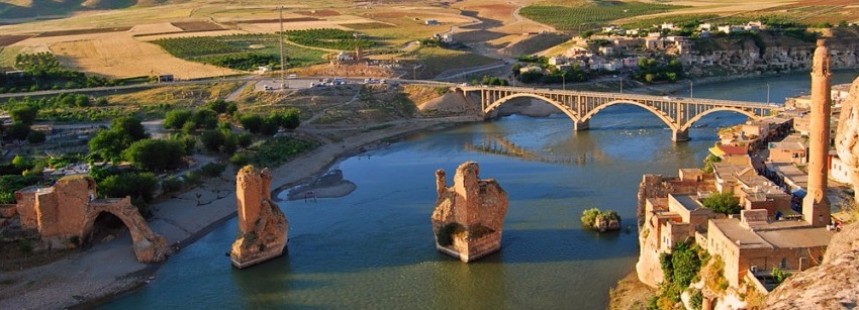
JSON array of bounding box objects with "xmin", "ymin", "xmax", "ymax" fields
[
  {"xmin": 562, "ymin": 73, "xmax": 566, "ymax": 90},
  {"xmin": 278, "ymin": 6, "xmax": 287, "ymax": 90},
  {"xmin": 766, "ymin": 83, "xmax": 771, "ymax": 104},
  {"xmin": 689, "ymin": 80, "xmax": 694, "ymax": 98}
]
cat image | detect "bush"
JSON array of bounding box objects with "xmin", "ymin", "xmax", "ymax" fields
[
  {"xmin": 771, "ymin": 266, "xmax": 791, "ymax": 284},
  {"xmin": 200, "ymin": 162, "xmax": 226, "ymax": 177},
  {"xmin": 701, "ymin": 192, "xmax": 741, "ymax": 215},
  {"xmin": 122, "ymin": 139, "xmax": 186, "ymax": 171},
  {"xmin": 193, "ymin": 109, "xmax": 219, "ymax": 130},
  {"xmin": 581, "ymin": 208, "xmax": 601, "ymax": 229},
  {"xmin": 200, "ymin": 130, "xmax": 226, "ymax": 152},
  {"xmin": 161, "ymin": 178, "xmax": 184, "ymax": 193},
  {"xmin": 239, "ymin": 114, "xmax": 264, "ymax": 133},
  {"xmin": 164, "ymin": 109, "xmax": 193, "ymax": 130},
  {"xmin": 5, "ymin": 122, "xmax": 31, "ymax": 141},
  {"xmin": 98, "ymin": 172, "xmax": 158, "ymax": 203}
]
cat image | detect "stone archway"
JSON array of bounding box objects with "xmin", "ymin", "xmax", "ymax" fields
[{"xmin": 81, "ymin": 197, "xmax": 168, "ymax": 263}]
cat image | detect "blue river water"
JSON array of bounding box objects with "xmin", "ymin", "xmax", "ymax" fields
[{"xmin": 102, "ymin": 71, "xmax": 858, "ymax": 309}]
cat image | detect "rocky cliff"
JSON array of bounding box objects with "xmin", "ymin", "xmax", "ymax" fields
[
  {"xmin": 836, "ymin": 77, "xmax": 859, "ymax": 202},
  {"xmin": 683, "ymin": 28, "xmax": 859, "ymax": 77},
  {"xmin": 765, "ymin": 222, "xmax": 859, "ymax": 309}
]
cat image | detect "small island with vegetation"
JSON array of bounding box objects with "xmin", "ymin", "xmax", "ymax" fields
[{"xmin": 581, "ymin": 208, "xmax": 621, "ymax": 232}]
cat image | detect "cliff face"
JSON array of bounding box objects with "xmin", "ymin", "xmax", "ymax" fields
[
  {"xmin": 765, "ymin": 222, "xmax": 859, "ymax": 309},
  {"xmin": 683, "ymin": 29, "xmax": 859, "ymax": 76},
  {"xmin": 836, "ymin": 77, "xmax": 859, "ymax": 202}
]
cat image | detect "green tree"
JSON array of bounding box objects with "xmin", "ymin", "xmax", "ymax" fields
[
  {"xmin": 193, "ymin": 109, "xmax": 219, "ymax": 130},
  {"xmin": 98, "ymin": 172, "xmax": 158, "ymax": 203},
  {"xmin": 88, "ymin": 129, "xmax": 127, "ymax": 162},
  {"xmin": 122, "ymin": 139, "xmax": 185, "ymax": 171},
  {"xmin": 240, "ymin": 114, "xmax": 264, "ymax": 133},
  {"xmin": 671, "ymin": 242, "xmax": 701, "ymax": 288},
  {"xmin": 9, "ymin": 105, "xmax": 39, "ymax": 124},
  {"xmin": 111, "ymin": 117, "xmax": 148, "ymax": 141},
  {"xmin": 701, "ymin": 192, "xmax": 741, "ymax": 215},
  {"xmin": 164, "ymin": 109, "xmax": 193, "ymax": 130},
  {"xmin": 580, "ymin": 208, "xmax": 601, "ymax": 229},
  {"xmin": 200, "ymin": 130, "xmax": 226, "ymax": 152},
  {"xmin": 771, "ymin": 266, "xmax": 791, "ymax": 284}
]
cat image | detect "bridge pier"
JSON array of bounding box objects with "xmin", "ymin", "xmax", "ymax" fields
[
  {"xmin": 574, "ymin": 120, "xmax": 589, "ymax": 131},
  {"xmin": 672, "ymin": 129, "xmax": 689, "ymax": 142}
]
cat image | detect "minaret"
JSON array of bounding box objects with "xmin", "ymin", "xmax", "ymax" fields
[{"xmin": 802, "ymin": 38, "xmax": 832, "ymax": 227}]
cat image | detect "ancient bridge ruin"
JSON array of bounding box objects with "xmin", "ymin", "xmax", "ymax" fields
[
  {"xmin": 456, "ymin": 86, "xmax": 782, "ymax": 141},
  {"xmin": 14, "ymin": 175, "xmax": 167, "ymax": 263}
]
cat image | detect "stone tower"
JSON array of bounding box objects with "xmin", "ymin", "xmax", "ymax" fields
[
  {"xmin": 231, "ymin": 166, "xmax": 289, "ymax": 268},
  {"xmin": 802, "ymin": 39, "xmax": 832, "ymax": 227},
  {"xmin": 431, "ymin": 162, "xmax": 508, "ymax": 262}
]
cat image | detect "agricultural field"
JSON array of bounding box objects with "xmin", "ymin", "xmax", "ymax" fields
[
  {"xmin": 284, "ymin": 29, "xmax": 377, "ymax": 50},
  {"xmin": 520, "ymin": 1, "xmax": 685, "ymax": 31},
  {"xmin": 153, "ymin": 34, "xmax": 327, "ymax": 71},
  {"xmin": 406, "ymin": 47, "xmax": 498, "ymax": 79}
]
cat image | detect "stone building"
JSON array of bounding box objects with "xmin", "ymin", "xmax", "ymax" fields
[
  {"xmin": 230, "ymin": 166, "xmax": 289, "ymax": 269},
  {"xmin": 706, "ymin": 210, "xmax": 831, "ymax": 288},
  {"xmin": 431, "ymin": 161, "xmax": 508, "ymax": 263},
  {"xmin": 13, "ymin": 175, "xmax": 167, "ymax": 263}
]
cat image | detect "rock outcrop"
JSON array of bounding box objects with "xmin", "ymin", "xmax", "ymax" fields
[
  {"xmin": 836, "ymin": 77, "xmax": 859, "ymax": 203},
  {"xmin": 13, "ymin": 175, "xmax": 167, "ymax": 263},
  {"xmin": 230, "ymin": 166, "xmax": 288, "ymax": 269},
  {"xmin": 431, "ymin": 161, "xmax": 508, "ymax": 262},
  {"xmin": 765, "ymin": 222, "xmax": 859, "ymax": 309}
]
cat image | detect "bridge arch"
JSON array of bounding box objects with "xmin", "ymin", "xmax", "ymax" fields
[
  {"xmin": 580, "ymin": 100, "xmax": 679, "ymax": 131},
  {"xmin": 678, "ymin": 107, "xmax": 759, "ymax": 132},
  {"xmin": 483, "ymin": 93, "xmax": 582, "ymax": 124}
]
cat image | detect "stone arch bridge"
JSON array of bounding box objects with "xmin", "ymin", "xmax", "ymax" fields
[{"xmin": 455, "ymin": 86, "xmax": 782, "ymax": 141}]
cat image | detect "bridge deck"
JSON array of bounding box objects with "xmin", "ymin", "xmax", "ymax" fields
[{"xmin": 458, "ymin": 86, "xmax": 779, "ymax": 109}]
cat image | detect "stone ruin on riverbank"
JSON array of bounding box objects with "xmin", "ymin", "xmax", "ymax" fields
[
  {"xmin": 6, "ymin": 175, "xmax": 167, "ymax": 263},
  {"xmin": 230, "ymin": 165, "xmax": 288, "ymax": 269},
  {"xmin": 431, "ymin": 161, "xmax": 508, "ymax": 262}
]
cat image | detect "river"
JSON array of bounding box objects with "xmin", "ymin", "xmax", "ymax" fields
[{"xmin": 102, "ymin": 71, "xmax": 857, "ymax": 309}]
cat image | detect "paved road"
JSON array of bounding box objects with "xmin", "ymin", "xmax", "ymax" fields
[{"xmin": 0, "ymin": 76, "xmax": 456, "ymax": 99}]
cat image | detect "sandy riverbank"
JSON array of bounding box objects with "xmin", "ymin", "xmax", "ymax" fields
[{"xmin": 0, "ymin": 115, "xmax": 479, "ymax": 310}]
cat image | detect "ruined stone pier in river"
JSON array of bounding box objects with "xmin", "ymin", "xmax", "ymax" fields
[
  {"xmin": 431, "ymin": 161, "xmax": 508, "ymax": 262},
  {"xmin": 230, "ymin": 166, "xmax": 289, "ymax": 269}
]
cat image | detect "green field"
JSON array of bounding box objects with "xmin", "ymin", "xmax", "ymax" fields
[
  {"xmin": 284, "ymin": 29, "xmax": 377, "ymax": 50},
  {"xmin": 153, "ymin": 34, "xmax": 326, "ymax": 71},
  {"xmin": 520, "ymin": 1, "xmax": 686, "ymax": 31}
]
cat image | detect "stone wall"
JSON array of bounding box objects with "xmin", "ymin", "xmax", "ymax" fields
[
  {"xmin": 230, "ymin": 166, "xmax": 288, "ymax": 269},
  {"xmin": 431, "ymin": 161, "xmax": 508, "ymax": 263}
]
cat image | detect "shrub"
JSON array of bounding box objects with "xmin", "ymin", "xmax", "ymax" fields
[
  {"xmin": 97, "ymin": 172, "xmax": 158, "ymax": 202},
  {"xmin": 580, "ymin": 208, "xmax": 601, "ymax": 229},
  {"xmin": 161, "ymin": 178, "xmax": 184, "ymax": 193},
  {"xmin": 164, "ymin": 109, "xmax": 193, "ymax": 130},
  {"xmin": 200, "ymin": 162, "xmax": 226, "ymax": 177},
  {"xmin": 701, "ymin": 192, "xmax": 741, "ymax": 215},
  {"xmin": 122, "ymin": 139, "xmax": 186, "ymax": 171},
  {"xmin": 239, "ymin": 114, "xmax": 264, "ymax": 133}
]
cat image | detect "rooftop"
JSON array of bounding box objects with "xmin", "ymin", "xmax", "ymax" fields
[
  {"xmin": 711, "ymin": 218, "xmax": 774, "ymax": 250},
  {"xmin": 673, "ymin": 194, "xmax": 705, "ymax": 212},
  {"xmin": 756, "ymin": 226, "xmax": 833, "ymax": 249}
]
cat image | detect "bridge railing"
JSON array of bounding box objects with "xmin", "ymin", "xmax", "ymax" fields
[{"xmin": 457, "ymin": 86, "xmax": 780, "ymax": 109}]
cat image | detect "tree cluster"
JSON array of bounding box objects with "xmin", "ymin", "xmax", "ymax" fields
[
  {"xmin": 0, "ymin": 52, "xmax": 113, "ymax": 93},
  {"xmin": 633, "ymin": 57, "xmax": 683, "ymax": 83}
]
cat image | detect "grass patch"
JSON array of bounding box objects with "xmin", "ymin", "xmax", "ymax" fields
[
  {"xmin": 153, "ymin": 34, "xmax": 326, "ymax": 71},
  {"xmin": 237, "ymin": 137, "xmax": 318, "ymax": 167},
  {"xmin": 284, "ymin": 29, "xmax": 377, "ymax": 50},
  {"xmin": 520, "ymin": 1, "xmax": 685, "ymax": 31}
]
